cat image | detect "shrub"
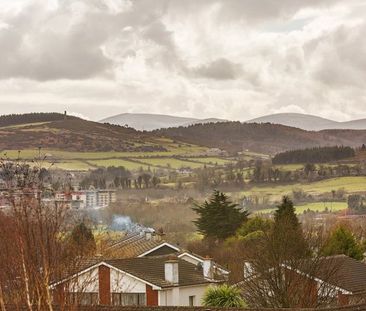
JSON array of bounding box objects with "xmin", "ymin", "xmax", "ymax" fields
[{"xmin": 202, "ymin": 284, "xmax": 246, "ymax": 307}]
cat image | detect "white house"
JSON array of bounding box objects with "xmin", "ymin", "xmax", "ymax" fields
[
  {"xmin": 103, "ymin": 231, "xmax": 230, "ymax": 280},
  {"xmin": 51, "ymin": 256, "xmax": 224, "ymax": 306}
]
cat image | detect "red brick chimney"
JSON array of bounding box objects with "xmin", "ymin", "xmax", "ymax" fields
[{"xmin": 99, "ymin": 265, "xmax": 111, "ymax": 305}]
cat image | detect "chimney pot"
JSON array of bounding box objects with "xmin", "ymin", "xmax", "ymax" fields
[
  {"xmin": 203, "ymin": 257, "xmax": 214, "ymax": 279},
  {"xmin": 243, "ymin": 262, "xmax": 254, "ymax": 279},
  {"xmin": 145, "ymin": 231, "xmax": 152, "ymax": 240},
  {"xmin": 165, "ymin": 259, "xmax": 179, "ymax": 284}
]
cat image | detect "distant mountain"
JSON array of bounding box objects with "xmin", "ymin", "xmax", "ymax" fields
[
  {"xmin": 100, "ymin": 113, "xmax": 226, "ymax": 130},
  {"xmin": 155, "ymin": 122, "xmax": 366, "ymax": 154},
  {"xmin": 246, "ymin": 113, "xmax": 366, "ymax": 131}
]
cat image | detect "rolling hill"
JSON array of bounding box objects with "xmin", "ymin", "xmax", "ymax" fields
[
  {"xmin": 0, "ymin": 113, "xmax": 169, "ymax": 152},
  {"xmin": 246, "ymin": 113, "xmax": 366, "ymax": 131},
  {"xmin": 100, "ymin": 113, "xmax": 227, "ymax": 130},
  {"xmin": 2, "ymin": 113, "xmax": 366, "ymax": 156},
  {"xmin": 155, "ymin": 122, "xmax": 366, "ymax": 154}
]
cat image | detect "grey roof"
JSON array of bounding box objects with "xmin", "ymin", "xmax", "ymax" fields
[
  {"xmin": 103, "ymin": 233, "xmax": 175, "ymax": 258},
  {"xmin": 309, "ymin": 255, "xmax": 366, "ymax": 294},
  {"xmin": 104, "ymin": 256, "xmax": 224, "ymax": 288}
]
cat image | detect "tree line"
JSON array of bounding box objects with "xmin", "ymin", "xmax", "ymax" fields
[
  {"xmin": 0, "ymin": 112, "xmax": 78, "ymax": 127},
  {"xmin": 272, "ymin": 145, "xmax": 355, "ymax": 164},
  {"xmin": 79, "ymin": 166, "xmax": 161, "ymax": 190}
]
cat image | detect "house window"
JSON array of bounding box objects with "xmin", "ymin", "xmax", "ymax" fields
[
  {"xmin": 66, "ymin": 292, "xmax": 98, "ymax": 305},
  {"xmin": 112, "ymin": 293, "xmax": 146, "ymax": 306},
  {"xmin": 189, "ymin": 295, "xmax": 195, "ymax": 306}
]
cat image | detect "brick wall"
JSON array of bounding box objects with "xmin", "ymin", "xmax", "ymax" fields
[
  {"xmin": 5, "ymin": 304, "xmax": 366, "ymax": 311},
  {"xmin": 146, "ymin": 285, "xmax": 159, "ymax": 306}
]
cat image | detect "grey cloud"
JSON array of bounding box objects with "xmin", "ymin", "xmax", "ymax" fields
[
  {"xmin": 0, "ymin": 0, "xmax": 187, "ymax": 81},
  {"xmin": 0, "ymin": 0, "xmax": 345, "ymax": 81},
  {"xmin": 215, "ymin": 0, "xmax": 343, "ymax": 23},
  {"xmin": 307, "ymin": 22, "xmax": 366, "ymax": 88},
  {"xmin": 0, "ymin": 1, "xmax": 113, "ymax": 80},
  {"xmin": 191, "ymin": 58, "xmax": 243, "ymax": 80}
]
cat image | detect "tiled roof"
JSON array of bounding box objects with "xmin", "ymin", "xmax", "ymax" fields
[
  {"xmin": 103, "ymin": 233, "xmax": 229, "ymax": 274},
  {"xmin": 307, "ymin": 255, "xmax": 366, "ymax": 294},
  {"xmin": 105, "ymin": 256, "xmax": 224, "ymax": 288},
  {"xmin": 103, "ymin": 233, "xmax": 172, "ymax": 258},
  {"xmin": 52, "ymin": 256, "xmax": 224, "ymax": 288}
]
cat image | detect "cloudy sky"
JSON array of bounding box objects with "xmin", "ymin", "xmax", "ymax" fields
[{"xmin": 0, "ymin": 0, "xmax": 365, "ymax": 121}]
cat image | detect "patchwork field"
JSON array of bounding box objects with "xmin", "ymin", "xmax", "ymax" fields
[
  {"xmin": 255, "ymin": 201, "xmax": 348, "ymax": 215},
  {"xmin": 86, "ymin": 159, "xmax": 149, "ymax": 171},
  {"xmin": 132, "ymin": 158, "xmax": 205, "ymax": 169},
  {"xmin": 186, "ymin": 157, "xmax": 233, "ymax": 165},
  {"xmin": 242, "ymin": 177, "xmax": 366, "ymax": 200},
  {"xmin": 1, "ymin": 148, "xmax": 237, "ymax": 171}
]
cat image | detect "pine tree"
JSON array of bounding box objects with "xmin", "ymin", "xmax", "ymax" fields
[
  {"xmin": 274, "ymin": 196, "xmax": 299, "ymax": 227},
  {"xmin": 192, "ymin": 190, "xmax": 249, "ymax": 240},
  {"xmin": 273, "ymin": 196, "xmax": 308, "ymax": 259}
]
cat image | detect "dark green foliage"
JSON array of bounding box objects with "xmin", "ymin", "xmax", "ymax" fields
[
  {"xmin": 192, "ymin": 190, "xmax": 249, "ymax": 240},
  {"xmin": 272, "ymin": 146, "xmax": 355, "ymax": 164},
  {"xmin": 202, "ymin": 284, "xmax": 246, "ymax": 307},
  {"xmin": 274, "ymin": 196, "xmax": 299, "ymax": 228},
  {"xmin": 0, "ymin": 112, "xmax": 80, "ymax": 128},
  {"xmin": 69, "ymin": 222, "xmax": 96, "ymax": 256},
  {"xmin": 237, "ymin": 216, "xmax": 272, "ymax": 240},
  {"xmin": 80, "ymin": 166, "xmax": 131, "ymax": 189},
  {"xmin": 322, "ymin": 225, "xmax": 364, "ymax": 260},
  {"xmin": 348, "ymin": 194, "xmax": 365, "ymax": 212},
  {"xmin": 273, "ymin": 196, "xmax": 309, "ymax": 259}
]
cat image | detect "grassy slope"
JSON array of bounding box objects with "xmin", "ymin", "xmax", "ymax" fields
[
  {"xmin": 256, "ymin": 201, "xmax": 348, "ymax": 214},
  {"xmin": 243, "ymin": 176, "xmax": 366, "ymax": 199}
]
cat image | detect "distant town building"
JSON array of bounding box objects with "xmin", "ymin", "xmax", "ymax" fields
[{"xmin": 54, "ymin": 188, "xmax": 116, "ymax": 210}]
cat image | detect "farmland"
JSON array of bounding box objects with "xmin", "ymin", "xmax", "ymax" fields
[
  {"xmin": 1, "ymin": 148, "xmax": 237, "ymax": 171},
  {"xmin": 255, "ymin": 201, "xmax": 348, "ymax": 215},
  {"xmin": 241, "ymin": 176, "xmax": 366, "ymax": 201}
]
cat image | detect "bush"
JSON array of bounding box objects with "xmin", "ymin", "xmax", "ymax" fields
[{"xmin": 202, "ymin": 284, "xmax": 246, "ymax": 307}]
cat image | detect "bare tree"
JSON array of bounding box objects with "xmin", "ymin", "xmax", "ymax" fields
[
  {"xmin": 0, "ymin": 153, "xmax": 96, "ymax": 310},
  {"xmin": 238, "ymin": 224, "xmax": 342, "ymax": 308}
]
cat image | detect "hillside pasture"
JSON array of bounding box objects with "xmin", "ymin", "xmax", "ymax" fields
[
  {"xmin": 243, "ymin": 176, "xmax": 366, "ymax": 200},
  {"xmin": 186, "ymin": 157, "xmax": 233, "ymax": 166},
  {"xmin": 255, "ymin": 201, "xmax": 348, "ymax": 215},
  {"xmin": 132, "ymin": 157, "xmax": 205, "ymax": 169},
  {"xmin": 86, "ymin": 159, "xmax": 149, "ymax": 171}
]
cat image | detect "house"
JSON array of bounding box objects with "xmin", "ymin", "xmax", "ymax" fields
[
  {"xmin": 51, "ymin": 256, "xmax": 224, "ymax": 306},
  {"xmin": 103, "ymin": 231, "xmax": 230, "ymax": 279},
  {"xmin": 238, "ymin": 255, "xmax": 366, "ymax": 307},
  {"xmin": 288, "ymin": 255, "xmax": 366, "ymax": 306}
]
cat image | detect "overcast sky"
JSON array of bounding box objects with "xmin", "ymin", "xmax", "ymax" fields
[{"xmin": 0, "ymin": 0, "xmax": 365, "ymax": 121}]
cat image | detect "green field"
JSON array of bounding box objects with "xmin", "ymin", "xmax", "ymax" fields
[
  {"xmin": 2, "ymin": 148, "xmax": 235, "ymax": 171},
  {"xmin": 186, "ymin": 157, "xmax": 232, "ymax": 165},
  {"xmin": 133, "ymin": 158, "xmax": 204, "ymax": 169},
  {"xmin": 243, "ymin": 177, "xmax": 366, "ymax": 200},
  {"xmin": 274, "ymin": 164, "xmax": 305, "ymax": 171},
  {"xmin": 87, "ymin": 159, "xmax": 149, "ymax": 171},
  {"xmin": 53, "ymin": 161, "xmax": 94, "ymax": 171},
  {"xmin": 255, "ymin": 201, "xmax": 348, "ymax": 215},
  {"xmin": 1, "ymin": 144, "xmax": 207, "ymax": 160}
]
